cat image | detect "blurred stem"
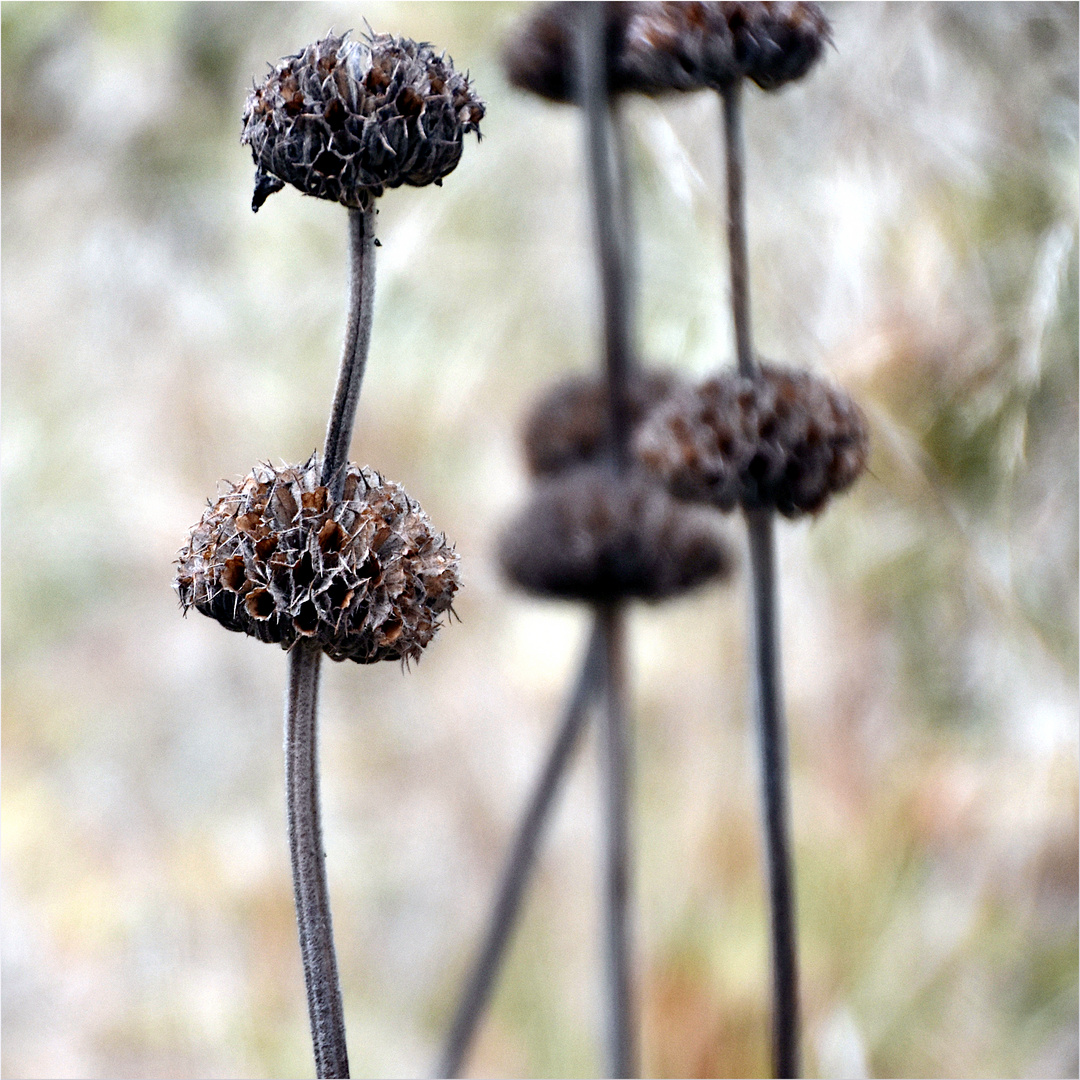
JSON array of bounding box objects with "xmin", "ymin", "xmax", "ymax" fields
[
  {"xmin": 612, "ymin": 97, "xmax": 639, "ymax": 359},
  {"xmin": 581, "ymin": 9, "xmax": 638, "ymax": 1078},
  {"xmin": 322, "ymin": 204, "xmax": 378, "ymax": 500},
  {"xmin": 722, "ymin": 82, "xmax": 800, "ymax": 1078},
  {"xmin": 436, "ymin": 619, "xmax": 606, "ymax": 1079},
  {"xmin": 598, "ymin": 601, "xmax": 634, "ymax": 1079},
  {"xmin": 286, "ymin": 642, "xmax": 349, "ymax": 1079}
]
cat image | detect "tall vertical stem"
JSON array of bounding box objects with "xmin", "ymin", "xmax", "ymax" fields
[
  {"xmin": 721, "ymin": 82, "xmax": 800, "ymax": 1079},
  {"xmin": 286, "ymin": 643, "xmax": 349, "ymax": 1079},
  {"xmin": 286, "ymin": 202, "xmax": 378, "ymax": 1079},
  {"xmin": 436, "ymin": 619, "xmax": 606, "ymax": 1079},
  {"xmin": 580, "ymin": 8, "xmax": 637, "ymax": 1077}
]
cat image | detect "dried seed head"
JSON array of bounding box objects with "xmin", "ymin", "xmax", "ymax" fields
[
  {"xmin": 499, "ymin": 466, "xmax": 735, "ymax": 602},
  {"xmin": 636, "ymin": 364, "xmax": 869, "ymax": 517},
  {"xmin": 623, "ymin": 2, "xmax": 831, "ymax": 92},
  {"xmin": 174, "ymin": 456, "xmax": 460, "ymax": 664},
  {"xmin": 523, "ymin": 370, "xmax": 685, "ymax": 477},
  {"xmin": 242, "ymin": 31, "xmax": 484, "ymax": 212},
  {"xmin": 503, "ymin": 1, "xmax": 829, "ymax": 102}
]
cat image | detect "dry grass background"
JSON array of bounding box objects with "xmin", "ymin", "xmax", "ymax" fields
[{"xmin": 2, "ymin": 3, "xmax": 1077, "ymax": 1077}]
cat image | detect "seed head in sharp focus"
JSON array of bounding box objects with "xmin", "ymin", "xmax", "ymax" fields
[
  {"xmin": 635, "ymin": 365, "xmax": 869, "ymax": 517},
  {"xmin": 499, "ymin": 466, "xmax": 735, "ymax": 603},
  {"xmin": 522, "ymin": 369, "xmax": 686, "ymax": 478},
  {"xmin": 241, "ymin": 30, "xmax": 485, "ymax": 211},
  {"xmin": 174, "ymin": 456, "xmax": 461, "ymax": 665}
]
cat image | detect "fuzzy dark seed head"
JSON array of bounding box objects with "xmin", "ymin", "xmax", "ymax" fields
[
  {"xmin": 523, "ymin": 370, "xmax": 685, "ymax": 477},
  {"xmin": 174, "ymin": 456, "xmax": 460, "ymax": 664},
  {"xmin": 636, "ymin": 364, "xmax": 869, "ymax": 517},
  {"xmin": 623, "ymin": 2, "xmax": 831, "ymax": 92},
  {"xmin": 503, "ymin": 1, "xmax": 829, "ymax": 102},
  {"xmin": 499, "ymin": 466, "xmax": 735, "ymax": 602},
  {"xmin": 241, "ymin": 31, "xmax": 484, "ymax": 212}
]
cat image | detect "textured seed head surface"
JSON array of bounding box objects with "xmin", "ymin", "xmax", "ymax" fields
[
  {"xmin": 174, "ymin": 457, "xmax": 460, "ymax": 664},
  {"xmin": 499, "ymin": 466, "xmax": 734, "ymax": 602},
  {"xmin": 523, "ymin": 370, "xmax": 685, "ymax": 477},
  {"xmin": 503, "ymin": 1, "xmax": 829, "ymax": 102},
  {"xmin": 241, "ymin": 31, "xmax": 484, "ymax": 211},
  {"xmin": 636, "ymin": 365, "xmax": 869, "ymax": 517}
]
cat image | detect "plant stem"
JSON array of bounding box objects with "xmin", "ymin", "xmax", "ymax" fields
[
  {"xmin": 581, "ymin": 9, "xmax": 637, "ymax": 1076},
  {"xmin": 436, "ymin": 618, "xmax": 606, "ymax": 1079},
  {"xmin": 286, "ymin": 642, "xmax": 350, "ymax": 1079},
  {"xmin": 322, "ymin": 204, "xmax": 378, "ymax": 499},
  {"xmin": 598, "ymin": 601, "xmax": 634, "ymax": 1080},
  {"xmin": 286, "ymin": 202, "xmax": 377, "ymax": 1079},
  {"xmin": 721, "ymin": 82, "xmax": 800, "ymax": 1079}
]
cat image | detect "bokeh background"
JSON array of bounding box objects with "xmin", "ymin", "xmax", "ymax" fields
[{"xmin": 3, "ymin": 3, "xmax": 1077, "ymax": 1077}]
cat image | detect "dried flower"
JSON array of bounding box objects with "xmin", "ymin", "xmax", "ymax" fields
[
  {"xmin": 636, "ymin": 364, "xmax": 869, "ymax": 517},
  {"xmin": 623, "ymin": 2, "xmax": 831, "ymax": 92},
  {"xmin": 175, "ymin": 456, "xmax": 460, "ymax": 664},
  {"xmin": 523, "ymin": 370, "xmax": 684, "ymax": 477},
  {"xmin": 499, "ymin": 466, "xmax": 734, "ymax": 602},
  {"xmin": 503, "ymin": 1, "xmax": 829, "ymax": 103},
  {"xmin": 242, "ymin": 31, "xmax": 484, "ymax": 212}
]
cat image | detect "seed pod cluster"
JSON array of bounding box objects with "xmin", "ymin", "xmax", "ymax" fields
[
  {"xmin": 500, "ymin": 465, "xmax": 734, "ymax": 602},
  {"xmin": 502, "ymin": 1, "xmax": 829, "ymax": 102},
  {"xmin": 622, "ymin": 2, "xmax": 831, "ymax": 92},
  {"xmin": 523, "ymin": 370, "xmax": 684, "ymax": 477},
  {"xmin": 175, "ymin": 457, "xmax": 460, "ymax": 664},
  {"xmin": 636, "ymin": 365, "xmax": 868, "ymax": 517},
  {"xmin": 242, "ymin": 31, "xmax": 484, "ymax": 211}
]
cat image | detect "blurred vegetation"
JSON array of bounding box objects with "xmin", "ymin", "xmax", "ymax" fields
[{"xmin": 2, "ymin": 3, "xmax": 1076, "ymax": 1078}]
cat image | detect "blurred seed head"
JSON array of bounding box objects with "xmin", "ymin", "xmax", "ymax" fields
[
  {"xmin": 242, "ymin": 31, "xmax": 484, "ymax": 212},
  {"xmin": 636, "ymin": 364, "xmax": 869, "ymax": 517},
  {"xmin": 502, "ymin": 1, "xmax": 829, "ymax": 102},
  {"xmin": 499, "ymin": 465, "xmax": 735, "ymax": 602},
  {"xmin": 175, "ymin": 456, "xmax": 460, "ymax": 664},
  {"xmin": 523, "ymin": 369, "xmax": 686, "ymax": 477}
]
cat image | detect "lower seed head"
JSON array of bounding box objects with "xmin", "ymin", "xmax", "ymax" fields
[
  {"xmin": 174, "ymin": 456, "xmax": 460, "ymax": 664},
  {"xmin": 499, "ymin": 465, "xmax": 735, "ymax": 602}
]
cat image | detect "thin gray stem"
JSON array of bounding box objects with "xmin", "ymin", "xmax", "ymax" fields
[
  {"xmin": 580, "ymin": 4, "xmax": 635, "ymax": 472},
  {"xmin": 722, "ymin": 83, "xmax": 754, "ymax": 378},
  {"xmin": 322, "ymin": 204, "xmax": 378, "ymax": 499},
  {"xmin": 598, "ymin": 601, "xmax": 634, "ymax": 1080},
  {"xmin": 721, "ymin": 83, "xmax": 801, "ymax": 1078},
  {"xmin": 435, "ymin": 618, "xmax": 606, "ymax": 1079},
  {"xmin": 286, "ymin": 642, "xmax": 350, "ymax": 1079}
]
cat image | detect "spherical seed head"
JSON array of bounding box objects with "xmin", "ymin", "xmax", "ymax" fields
[
  {"xmin": 502, "ymin": 2, "xmax": 643, "ymax": 103},
  {"xmin": 523, "ymin": 370, "xmax": 685, "ymax": 477},
  {"xmin": 622, "ymin": 2, "xmax": 831, "ymax": 92},
  {"xmin": 241, "ymin": 31, "xmax": 485, "ymax": 212},
  {"xmin": 636, "ymin": 365, "xmax": 869, "ymax": 517},
  {"xmin": 499, "ymin": 466, "xmax": 734, "ymax": 602},
  {"xmin": 174, "ymin": 457, "xmax": 460, "ymax": 664}
]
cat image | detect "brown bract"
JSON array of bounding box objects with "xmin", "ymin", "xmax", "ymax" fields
[
  {"xmin": 242, "ymin": 31, "xmax": 484, "ymax": 211},
  {"xmin": 502, "ymin": 1, "xmax": 829, "ymax": 102},
  {"xmin": 499, "ymin": 466, "xmax": 734, "ymax": 602},
  {"xmin": 635, "ymin": 364, "xmax": 869, "ymax": 517},
  {"xmin": 523, "ymin": 370, "xmax": 684, "ymax": 477},
  {"xmin": 175, "ymin": 457, "xmax": 460, "ymax": 664}
]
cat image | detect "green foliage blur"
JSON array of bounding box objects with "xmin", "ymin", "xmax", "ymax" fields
[{"xmin": 2, "ymin": 3, "xmax": 1076, "ymax": 1077}]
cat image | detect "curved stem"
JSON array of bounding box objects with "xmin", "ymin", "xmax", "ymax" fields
[
  {"xmin": 322, "ymin": 204, "xmax": 378, "ymax": 499},
  {"xmin": 436, "ymin": 619, "xmax": 606, "ymax": 1079},
  {"xmin": 721, "ymin": 83, "xmax": 800, "ymax": 1078},
  {"xmin": 286, "ymin": 642, "xmax": 349, "ymax": 1079},
  {"xmin": 598, "ymin": 601, "xmax": 634, "ymax": 1080}
]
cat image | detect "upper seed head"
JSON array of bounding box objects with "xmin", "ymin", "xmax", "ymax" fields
[
  {"xmin": 635, "ymin": 365, "xmax": 869, "ymax": 517},
  {"xmin": 174, "ymin": 456, "xmax": 460, "ymax": 664},
  {"xmin": 241, "ymin": 31, "xmax": 485, "ymax": 211}
]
